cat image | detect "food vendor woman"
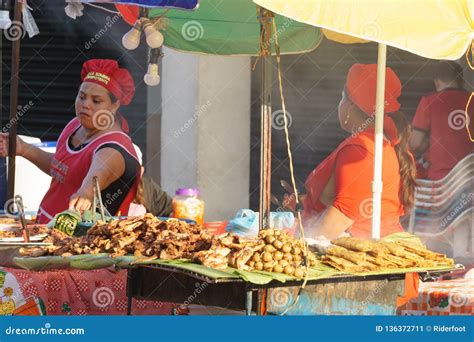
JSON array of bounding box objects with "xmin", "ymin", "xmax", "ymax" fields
[
  {"xmin": 0, "ymin": 59, "xmax": 141, "ymax": 223},
  {"xmin": 302, "ymin": 64, "xmax": 416, "ymax": 240}
]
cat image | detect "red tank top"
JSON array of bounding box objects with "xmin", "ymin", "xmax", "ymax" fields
[{"xmin": 37, "ymin": 118, "xmax": 140, "ymax": 224}]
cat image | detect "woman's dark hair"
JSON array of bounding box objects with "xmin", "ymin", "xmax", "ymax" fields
[
  {"xmin": 108, "ymin": 91, "xmax": 118, "ymax": 103},
  {"xmin": 433, "ymin": 61, "xmax": 463, "ymax": 86},
  {"xmin": 134, "ymin": 178, "xmax": 145, "ymax": 205},
  {"xmin": 388, "ymin": 112, "xmax": 417, "ymax": 211}
]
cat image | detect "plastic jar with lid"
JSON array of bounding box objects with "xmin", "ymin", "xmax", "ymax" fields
[{"xmin": 171, "ymin": 188, "xmax": 205, "ymax": 225}]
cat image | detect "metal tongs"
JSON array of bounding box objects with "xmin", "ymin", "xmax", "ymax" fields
[
  {"xmin": 14, "ymin": 195, "xmax": 30, "ymax": 243},
  {"xmin": 92, "ymin": 176, "xmax": 106, "ymax": 222}
]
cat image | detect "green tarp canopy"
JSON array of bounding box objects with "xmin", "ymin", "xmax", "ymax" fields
[{"xmin": 149, "ymin": 0, "xmax": 322, "ymax": 55}]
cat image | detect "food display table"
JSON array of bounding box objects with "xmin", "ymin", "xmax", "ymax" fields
[
  {"xmin": 125, "ymin": 261, "xmax": 460, "ymax": 316},
  {"xmin": 4, "ymin": 252, "xmax": 460, "ymax": 316}
]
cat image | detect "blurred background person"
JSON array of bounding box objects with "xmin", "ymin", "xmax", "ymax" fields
[{"xmin": 410, "ymin": 61, "xmax": 473, "ymax": 180}]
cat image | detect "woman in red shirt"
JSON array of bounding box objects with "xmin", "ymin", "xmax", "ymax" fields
[
  {"xmin": 302, "ymin": 64, "xmax": 416, "ymax": 240},
  {"xmin": 0, "ymin": 59, "xmax": 141, "ymax": 223}
]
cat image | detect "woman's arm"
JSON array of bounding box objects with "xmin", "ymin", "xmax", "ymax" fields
[
  {"xmin": 309, "ymin": 144, "xmax": 372, "ymax": 239},
  {"xmin": 310, "ymin": 205, "xmax": 354, "ymax": 239},
  {"xmin": 20, "ymin": 143, "xmax": 54, "ymax": 175},
  {"xmin": 69, "ymin": 147, "xmax": 126, "ymax": 211},
  {"xmin": 0, "ymin": 133, "xmax": 54, "ymax": 175}
]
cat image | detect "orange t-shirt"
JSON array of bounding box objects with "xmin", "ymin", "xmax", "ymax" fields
[{"xmin": 303, "ymin": 130, "xmax": 404, "ymax": 239}]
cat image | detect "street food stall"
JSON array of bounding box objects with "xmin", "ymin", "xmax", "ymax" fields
[
  {"xmin": 1, "ymin": 214, "xmax": 462, "ymax": 315},
  {"xmin": 0, "ymin": 0, "xmax": 472, "ymax": 316}
]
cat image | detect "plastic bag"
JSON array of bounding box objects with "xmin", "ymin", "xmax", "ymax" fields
[{"xmin": 226, "ymin": 209, "xmax": 294, "ymax": 237}]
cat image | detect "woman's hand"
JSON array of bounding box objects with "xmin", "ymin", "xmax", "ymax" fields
[
  {"xmin": 69, "ymin": 187, "xmax": 93, "ymax": 212},
  {"xmin": 282, "ymin": 193, "xmax": 306, "ymax": 212},
  {"xmin": 0, "ymin": 133, "xmax": 26, "ymax": 157}
]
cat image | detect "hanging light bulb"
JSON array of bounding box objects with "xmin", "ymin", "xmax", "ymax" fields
[
  {"xmin": 122, "ymin": 19, "xmax": 142, "ymax": 50},
  {"xmin": 142, "ymin": 19, "xmax": 164, "ymax": 49},
  {"xmin": 144, "ymin": 64, "xmax": 160, "ymax": 86},
  {"xmin": 0, "ymin": 0, "xmax": 12, "ymax": 29},
  {"xmin": 144, "ymin": 48, "xmax": 161, "ymax": 86}
]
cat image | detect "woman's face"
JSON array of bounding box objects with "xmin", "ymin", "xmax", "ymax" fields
[{"xmin": 75, "ymin": 82, "xmax": 120, "ymax": 131}]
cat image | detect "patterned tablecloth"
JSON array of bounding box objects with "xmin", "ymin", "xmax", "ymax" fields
[
  {"xmin": 0, "ymin": 267, "xmax": 179, "ymax": 316},
  {"xmin": 398, "ymin": 278, "xmax": 473, "ymax": 315}
]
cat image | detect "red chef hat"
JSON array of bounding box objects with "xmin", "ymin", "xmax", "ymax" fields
[
  {"xmin": 346, "ymin": 64, "xmax": 402, "ymax": 145},
  {"xmin": 81, "ymin": 59, "xmax": 135, "ymax": 106},
  {"xmin": 346, "ymin": 63, "xmax": 401, "ymax": 116}
]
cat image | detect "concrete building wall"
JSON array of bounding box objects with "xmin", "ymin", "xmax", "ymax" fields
[{"xmin": 159, "ymin": 48, "xmax": 250, "ymax": 221}]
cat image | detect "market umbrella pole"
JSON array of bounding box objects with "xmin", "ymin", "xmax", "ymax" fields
[
  {"xmin": 257, "ymin": 7, "xmax": 273, "ymax": 317},
  {"xmin": 371, "ymin": 43, "xmax": 387, "ymax": 240},
  {"xmin": 6, "ymin": 0, "xmax": 23, "ymax": 201},
  {"xmin": 258, "ymin": 7, "xmax": 273, "ymax": 232}
]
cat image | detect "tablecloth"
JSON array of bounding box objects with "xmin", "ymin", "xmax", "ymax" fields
[
  {"xmin": 0, "ymin": 267, "xmax": 179, "ymax": 315},
  {"xmin": 397, "ymin": 277, "xmax": 473, "ymax": 315}
]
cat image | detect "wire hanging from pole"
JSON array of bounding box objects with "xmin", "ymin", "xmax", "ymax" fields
[{"xmin": 269, "ymin": 17, "xmax": 310, "ymax": 316}]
